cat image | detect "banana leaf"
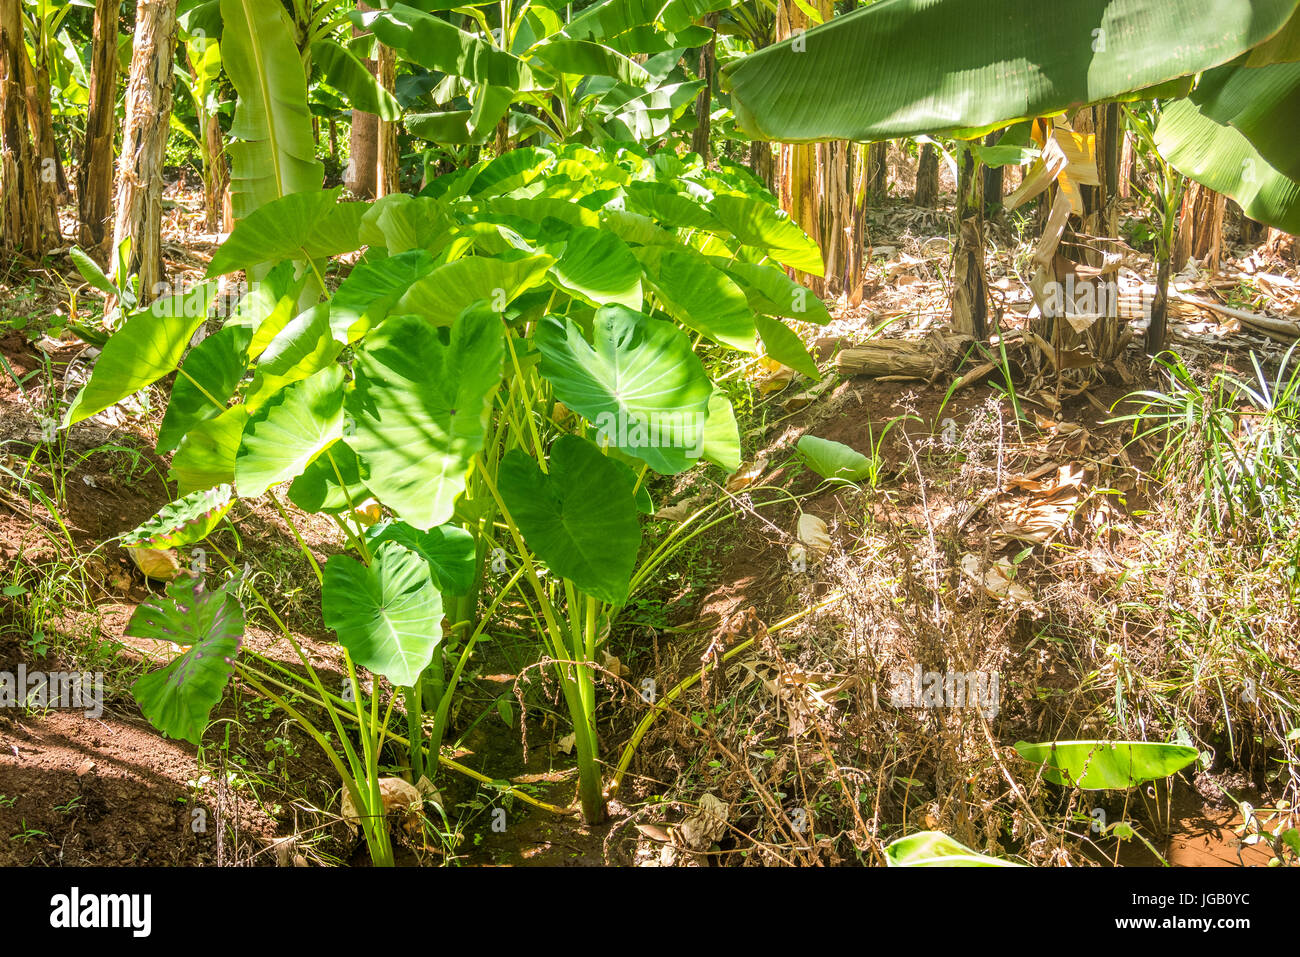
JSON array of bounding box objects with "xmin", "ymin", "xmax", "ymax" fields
[{"xmin": 720, "ymin": 0, "xmax": 1300, "ymax": 143}]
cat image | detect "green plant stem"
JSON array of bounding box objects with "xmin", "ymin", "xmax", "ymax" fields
[{"xmin": 268, "ymin": 490, "xmax": 322, "ymax": 582}]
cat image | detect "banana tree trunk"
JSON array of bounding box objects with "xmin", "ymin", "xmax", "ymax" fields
[
  {"xmin": 0, "ymin": 0, "xmax": 58, "ymax": 257},
  {"xmin": 345, "ymin": 2, "xmax": 379, "ymax": 199},
  {"xmin": 774, "ymin": 0, "xmax": 866, "ymax": 303},
  {"xmin": 950, "ymin": 143, "xmax": 987, "ymax": 339},
  {"xmin": 376, "ymin": 40, "xmax": 398, "ymax": 198},
  {"xmin": 690, "ymin": 14, "xmax": 718, "ymax": 161},
  {"xmin": 77, "ymin": 0, "xmax": 121, "ymax": 264},
  {"xmin": 750, "ymin": 139, "xmax": 773, "ymax": 191},
  {"xmin": 1172, "ymin": 180, "xmax": 1225, "ymax": 272},
  {"xmin": 26, "ymin": 50, "xmax": 70, "ymax": 202},
  {"xmin": 867, "ymin": 140, "xmax": 888, "ymax": 200},
  {"xmin": 913, "ymin": 141, "xmax": 938, "ymax": 206},
  {"xmin": 201, "ymin": 111, "xmax": 229, "ymax": 233},
  {"xmin": 1077, "ymin": 103, "xmax": 1122, "ymax": 361},
  {"xmin": 112, "ymin": 0, "xmax": 180, "ymax": 301}
]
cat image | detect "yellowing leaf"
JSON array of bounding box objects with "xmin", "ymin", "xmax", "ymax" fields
[
  {"xmin": 126, "ymin": 546, "xmax": 182, "ymax": 581},
  {"xmin": 797, "ymin": 513, "xmax": 832, "ymax": 557}
]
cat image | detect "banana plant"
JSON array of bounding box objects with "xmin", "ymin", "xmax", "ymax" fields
[
  {"xmin": 719, "ymin": 0, "xmax": 1300, "ymax": 235},
  {"xmin": 356, "ymin": 0, "xmax": 730, "ymax": 149}
]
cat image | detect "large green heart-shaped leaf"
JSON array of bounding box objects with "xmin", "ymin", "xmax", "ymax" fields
[
  {"xmin": 170, "ymin": 406, "xmax": 250, "ymax": 495},
  {"xmin": 235, "ymin": 262, "xmax": 305, "ymax": 357},
  {"xmin": 364, "ymin": 520, "xmax": 477, "ymax": 596},
  {"xmin": 708, "ymin": 193, "xmax": 824, "ymax": 277},
  {"xmin": 330, "ymin": 250, "xmax": 437, "ymax": 345},
  {"xmin": 538, "ymin": 307, "xmax": 712, "ymax": 474},
  {"xmin": 157, "ymin": 324, "xmax": 253, "ymax": 453},
  {"xmin": 720, "ymin": 0, "xmax": 1300, "ymax": 143},
  {"xmin": 394, "ymin": 253, "xmax": 554, "ymax": 325},
  {"xmin": 129, "ymin": 576, "xmax": 244, "ymax": 745},
  {"xmin": 288, "ymin": 440, "xmax": 370, "ymax": 514},
  {"xmin": 207, "ymin": 189, "xmax": 366, "ymax": 276},
  {"xmin": 358, "ymin": 194, "xmax": 455, "ymax": 254},
  {"xmin": 634, "ymin": 246, "xmax": 757, "ymax": 352},
  {"xmin": 236, "ymin": 365, "xmax": 345, "ymax": 498},
  {"xmin": 884, "ymin": 831, "xmax": 1024, "ymax": 867},
  {"xmin": 497, "ymin": 435, "xmax": 641, "ymax": 605},
  {"xmin": 1014, "ymin": 740, "xmax": 1200, "ymax": 789},
  {"xmin": 622, "ymin": 180, "xmax": 722, "ymax": 231},
  {"xmin": 755, "ymin": 315, "xmax": 820, "ymax": 380},
  {"xmin": 322, "ymin": 541, "xmax": 443, "ymax": 687},
  {"xmin": 245, "ymin": 304, "xmax": 344, "ymax": 410},
  {"xmin": 124, "ymin": 485, "xmax": 235, "ymax": 548},
  {"xmin": 550, "ymin": 225, "xmax": 643, "ymax": 309},
  {"xmin": 348, "ymin": 311, "xmax": 503, "ymax": 529},
  {"xmin": 65, "ymin": 283, "xmax": 216, "ymax": 426}
]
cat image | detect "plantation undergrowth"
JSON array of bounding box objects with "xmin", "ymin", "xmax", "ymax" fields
[{"xmin": 2, "ymin": 176, "xmax": 1297, "ymax": 867}]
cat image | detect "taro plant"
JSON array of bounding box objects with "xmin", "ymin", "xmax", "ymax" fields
[{"xmin": 64, "ymin": 140, "xmax": 830, "ymax": 851}]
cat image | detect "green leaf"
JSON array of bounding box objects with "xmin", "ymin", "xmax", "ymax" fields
[
  {"xmin": 725, "ymin": 262, "xmax": 832, "ymax": 326},
  {"xmin": 322, "ymin": 541, "xmax": 443, "ymax": 687},
  {"xmin": 796, "ymin": 435, "xmax": 873, "ymax": 482},
  {"xmin": 220, "ymin": 0, "xmax": 323, "ymax": 221},
  {"xmin": 1157, "ymin": 95, "xmax": 1300, "ymax": 235},
  {"xmin": 498, "ymin": 435, "xmax": 641, "ymax": 605},
  {"xmin": 720, "ymin": 0, "xmax": 1300, "ymax": 142},
  {"xmin": 1183, "ymin": 58, "xmax": 1300, "ymax": 180},
  {"xmin": 530, "ymin": 38, "xmax": 649, "ymax": 84},
  {"xmin": 755, "ymin": 314, "xmax": 820, "ymax": 380},
  {"xmin": 464, "ymin": 146, "xmax": 556, "ymax": 198},
  {"xmin": 170, "ymin": 406, "xmax": 250, "ymax": 495},
  {"xmin": 623, "ymin": 180, "xmax": 722, "ymax": 231},
  {"xmin": 634, "ymin": 246, "xmax": 757, "ymax": 352},
  {"xmin": 702, "ymin": 389, "xmax": 741, "ymax": 473},
  {"xmin": 207, "ymin": 189, "xmax": 366, "ymax": 276},
  {"xmin": 358, "ymin": 6, "xmax": 534, "ymax": 89},
  {"xmin": 1013, "ymin": 740, "xmax": 1200, "ymax": 789},
  {"xmin": 246, "ymin": 304, "xmax": 344, "ymax": 410},
  {"xmin": 884, "ymin": 831, "xmax": 1024, "ymax": 867},
  {"xmin": 157, "ymin": 324, "xmax": 252, "ymax": 453},
  {"xmin": 358, "ymin": 194, "xmax": 454, "ymax": 254},
  {"xmin": 538, "ymin": 307, "xmax": 713, "ymax": 474},
  {"xmin": 69, "ymin": 246, "xmax": 117, "ymax": 297},
  {"xmin": 550, "ymin": 225, "xmax": 642, "ymax": 308},
  {"xmin": 235, "ymin": 364, "xmax": 345, "ymax": 498},
  {"xmin": 395, "ymin": 253, "xmax": 554, "ymax": 325},
  {"xmin": 123, "ymin": 485, "xmax": 235, "ymax": 548},
  {"xmin": 563, "ymin": 0, "xmax": 665, "ymax": 41},
  {"xmin": 129, "ymin": 576, "xmax": 244, "ymax": 745},
  {"xmin": 288, "ymin": 441, "xmax": 369, "ymax": 514},
  {"xmin": 364, "ymin": 520, "xmax": 477, "ymax": 595},
  {"xmin": 312, "ymin": 38, "xmax": 401, "ymax": 121},
  {"xmin": 330, "ymin": 250, "xmax": 436, "ymax": 344},
  {"xmin": 348, "ymin": 311, "xmax": 503, "ymax": 529},
  {"xmin": 65, "ymin": 283, "xmax": 216, "ymax": 425},
  {"xmin": 709, "ymin": 192, "xmax": 824, "ymax": 276}
]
